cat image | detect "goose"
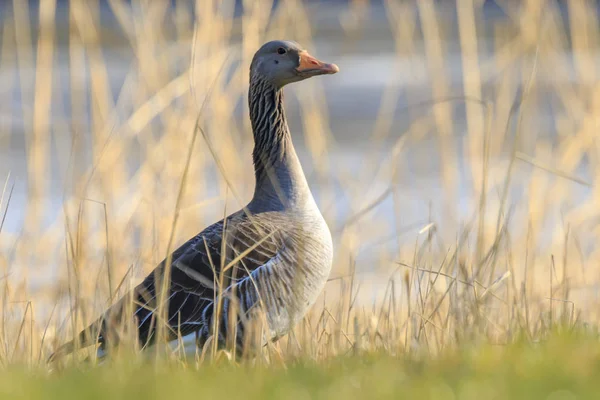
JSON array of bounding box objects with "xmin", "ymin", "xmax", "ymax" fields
[{"xmin": 49, "ymin": 40, "xmax": 338, "ymax": 361}]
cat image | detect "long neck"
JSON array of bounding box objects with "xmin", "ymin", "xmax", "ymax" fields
[{"xmin": 248, "ymin": 75, "xmax": 310, "ymax": 210}]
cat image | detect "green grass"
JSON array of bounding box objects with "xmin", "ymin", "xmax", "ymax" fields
[{"xmin": 3, "ymin": 332, "xmax": 599, "ymax": 399}]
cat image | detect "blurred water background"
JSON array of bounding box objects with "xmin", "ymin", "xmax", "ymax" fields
[{"xmin": 1, "ymin": 0, "xmax": 599, "ymax": 325}]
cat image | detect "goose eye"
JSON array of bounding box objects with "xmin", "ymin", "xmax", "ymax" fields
[{"xmin": 277, "ymin": 47, "xmax": 286, "ymax": 55}]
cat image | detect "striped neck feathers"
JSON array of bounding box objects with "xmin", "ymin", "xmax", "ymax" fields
[{"xmin": 248, "ymin": 74, "xmax": 308, "ymax": 208}]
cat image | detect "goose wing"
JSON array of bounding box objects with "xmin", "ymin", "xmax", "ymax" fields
[
  {"xmin": 130, "ymin": 212, "xmax": 283, "ymax": 346},
  {"xmin": 55, "ymin": 211, "xmax": 284, "ymax": 357}
]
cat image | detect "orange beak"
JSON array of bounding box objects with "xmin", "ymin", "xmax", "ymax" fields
[{"xmin": 295, "ymin": 51, "xmax": 339, "ymax": 76}]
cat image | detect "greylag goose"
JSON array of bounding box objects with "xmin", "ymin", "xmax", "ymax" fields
[{"xmin": 50, "ymin": 40, "xmax": 338, "ymax": 361}]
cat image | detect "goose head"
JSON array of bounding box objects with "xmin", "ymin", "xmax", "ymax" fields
[{"xmin": 250, "ymin": 40, "xmax": 339, "ymax": 88}]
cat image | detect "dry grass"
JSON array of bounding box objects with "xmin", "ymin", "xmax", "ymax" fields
[{"xmin": 0, "ymin": 0, "xmax": 599, "ymax": 374}]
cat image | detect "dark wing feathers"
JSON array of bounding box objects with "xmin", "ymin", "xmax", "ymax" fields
[{"xmin": 60, "ymin": 211, "xmax": 283, "ymax": 355}]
